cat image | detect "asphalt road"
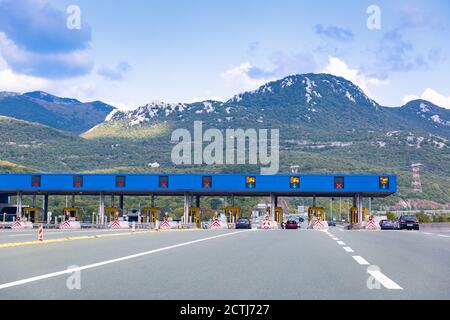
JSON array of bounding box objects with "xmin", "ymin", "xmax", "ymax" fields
[{"xmin": 0, "ymin": 227, "xmax": 448, "ymax": 300}]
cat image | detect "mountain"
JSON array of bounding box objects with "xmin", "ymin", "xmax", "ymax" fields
[
  {"xmin": 90, "ymin": 73, "xmax": 450, "ymax": 141},
  {"xmin": 0, "ymin": 73, "xmax": 449, "ymax": 208},
  {"xmin": 0, "ymin": 91, "xmax": 116, "ymax": 134},
  {"xmin": 392, "ymin": 100, "xmax": 450, "ymax": 138}
]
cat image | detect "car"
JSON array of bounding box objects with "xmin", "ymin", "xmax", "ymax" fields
[
  {"xmin": 394, "ymin": 215, "xmax": 420, "ymax": 230},
  {"xmin": 327, "ymin": 221, "xmax": 337, "ymax": 227},
  {"xmin": 235, "ymin": 217, "xmax": 252, "ymax": 229},
  {"xmin": 379, "ymin": 219, "xmax": 395, "ymax": 230},
  {"xmin": 284, "ymin": 219, "xmax": 299, "ymax": 229}
]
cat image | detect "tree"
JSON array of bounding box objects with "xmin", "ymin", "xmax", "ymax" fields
[{"xmin": 386, "ymin": 212, "xmax": 396, "ymax": 221}]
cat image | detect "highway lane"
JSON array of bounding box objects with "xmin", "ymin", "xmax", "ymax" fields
[
  {"xmin": 331, "ymin": 228, "xmax": 450, "ymax": 298},
  {"xmin": 0, "ymin": 229, "xmax": 448, "ymax": 300}
]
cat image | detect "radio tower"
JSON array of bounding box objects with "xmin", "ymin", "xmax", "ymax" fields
[{"xmin": 411, "ymin": 163, "xmax": 423, "ymax": 193}]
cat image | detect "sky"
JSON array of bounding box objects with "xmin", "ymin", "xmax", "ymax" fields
[{"xmin": 0, "ymin": 0, "xmax": 449, "ymax": 110}]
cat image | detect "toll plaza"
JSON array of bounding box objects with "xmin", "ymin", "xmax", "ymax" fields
[{"xmin": 0, "ymin": 173, "xmax": 396, "ymax": 229}]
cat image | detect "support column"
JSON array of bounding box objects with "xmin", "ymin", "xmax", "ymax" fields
[
  {"xmin": 99, "ymin": 192, "xmax": 105, "ymax": 224},
  {"xmin": 183, "ymin": 193, "xmax": 189, "ymax": 225},
  {"xmin": 357, "ymin": 194, "xmax": 363, "ymax": 224},
  {"xmin": 330, "ymin": 198, "xmax": 333, "ymax": 222},
  {"xmin": 270, "ymin": 193, "xmax": 276, "ymax": 220},
  {"xmin": 120, "ymin": 195, "xmax": 124, "ymax": 215},
  {"xmin": 43, "ymin": 194, "xmax": 49, "ymax": 223},
  {"xmin": 71, "ymin": 194, "xmax": 75, "ymax": 207},
  {"xmin": 16, "ymin": 192, "xmax": 23, "ymax": 219},
  {"xmin": 196, "ymin": 195, "xmax": 200, "ymax": 208}
]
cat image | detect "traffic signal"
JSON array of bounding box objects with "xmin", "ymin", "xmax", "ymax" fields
[
  {"xmin": 31, "ymin": 175, "xmax": 41, "ymax": 188},
  {"xmin": 246, "ymin": 176, "xmax": 256, "ymax": 189},
  {"xmin": 159, "ymin": 176, "xmax": 169, "ymax": 188},
  {"xmin": 202, "ymin": 176, "xmax": 212, "ymax": 188},
  {"xmin": 116, "ymin": 176, "xmax": 126, "ymax": 188},
  {"xmin": 73, "ymin": 175, "xmax": 83, "ymax": 188},
  {"xmin": 290, "ymin": 176, "xmax": 300, "ymax": 189},
  {"xmin": 379, "ymin": 176, "xmax": 389, "ymax": 190},
  {"xmin": 334, "ymin": 176, "xmax": 345, "ymax": 189}
]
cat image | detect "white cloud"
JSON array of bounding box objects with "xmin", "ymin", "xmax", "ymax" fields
[
  {"xmin": 403, "ymin": 88, "xmax": 450, "ymax": 109},
  {"xmin": 322, "ymin": 56, "xmax": 389, "ymax": 98},
  {"xmin": 221, "ymin": 62, "xmax": 274, "ymax": 93},
  {"xmin": 0, "ymin": 55, "xmax": 50, "ymax": 92}
]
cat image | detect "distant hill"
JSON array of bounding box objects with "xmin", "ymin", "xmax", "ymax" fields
[{"xmin": 0, "ymin": 91, "xmax": 116, "ymax": 134}]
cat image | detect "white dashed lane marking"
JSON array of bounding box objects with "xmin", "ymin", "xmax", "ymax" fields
[
  {"xmin": 352, "ymin": 256, "xmax": 370, "ymax": 265},
  {"xmin": 367, "ymin": 270, "xmax": 403, "ymax": 290},
  {"xmin": 343, "ymin": 247, "xmax": 354, "ymax": 253},
  {"xmin": 336, "ymin": 241, "xmax": 346, "ymax": 245}
]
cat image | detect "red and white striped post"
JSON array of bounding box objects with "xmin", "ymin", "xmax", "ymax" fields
[{"xmin": 38, "ymin": 224, "xmax": 44, "ymax": 242}]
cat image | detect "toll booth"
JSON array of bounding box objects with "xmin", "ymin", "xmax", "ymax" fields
[
  {"xmin": 362, "ymin": 208, "xmax": 368, "ymax": 222},
  {"xmin": 189, "ymin": 207, "xmax": 200, "ymax": 227},
  {"xmin": 308, "ymin": 207, "xmax": 326, "ymax": 224},
  {"xmin": 63, "ymin": 208, "xmax": 82, "ymax": 221},
  {"xmin": 225, "ymin": 207, "xmax": 241, "ymax": 223},
  {"xmin": 22, "ymin": 207, "xmax": 43, "ymax": 223},
  {"xmin": 142, "ymin": 207, "xmax": 160, "ymax": 224},
  {"xmin": 105, "ymin": 207, "xmax": 120, "ymax": 222},
  {"xmin": 274, "ymin": 207, "xmax": 283, "ymax": 224},
  {"xmin": 350, "ymin": 207, "xmax": 369, "ymax": 224}
]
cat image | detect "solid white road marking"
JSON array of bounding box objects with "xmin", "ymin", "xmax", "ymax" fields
[
  {"xmin": 0, "ymin": 230, "xmax": 253, "ymax": 290},
  {"xmin": 343, "ymin": 247, "xmax": 354, "ymax": 253},
  {"xmin": 352, "ymin": 256, "xmax": 370, "ymax": 265},
  {"xmin": 336, "ymin": 241, "xmax": 346, "ymax": 245},
  {"xmin": 438, "ymin": 234, "xmax": 449, "ymax": 238},
  {"xmin": 367, "ymin": 270, "xmax": 403, "ymax": 290},
  {"xmin": 422, "ymin": 232, "xmax": 432, "ymax": 235}
]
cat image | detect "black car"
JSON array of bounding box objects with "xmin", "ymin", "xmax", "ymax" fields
[
  {"xmin": 327, "ymin": 221, "xmax": 337, "ymax": 227},
  {"xmin": 235, "ymin": 217, "xmax": 252, "ymax": 229},
  {"xmin": 394, "ymin": 215, "xmax": 419, "ymax": 230},
  {"xmin": 379, "ymin": 219, "xmax": 395, "ymax": 230}
]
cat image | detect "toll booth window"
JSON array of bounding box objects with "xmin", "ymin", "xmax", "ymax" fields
[
  {"xmin": 73, "ymin": 175, "xmax": 83, "ymax": 188},
  {"xmin": 246, "ymin": 176, "xmax": 256, "ymax": 189},
  {"xmin": 379, "ymin": 177, "xmax": 390, "ymax": 190},
  {"xmin": 116, "ymin": 176, "xmax": 126, "ymax": 188},
  {"xmin": 159, "ymin": 176, "xmax": 169, "ymax": 188},
  {"xmin": 334, "ymin": 176, "xmax": 345, "ymax": 189},
  {"xmin": 31, "ymin": 175, "xmax": 41, "ymax": 187},
  {"xmin": 202, "ymin": 176, "xmax": 212, "ymax": 189},
  {"xmin": 290, "ymin": 176, "xmax": 300, "ymax": 189}
]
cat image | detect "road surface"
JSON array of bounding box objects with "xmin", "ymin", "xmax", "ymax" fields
[{"xmin": 0, "ymin": 227, "xmax": 448, "ymax": 299}]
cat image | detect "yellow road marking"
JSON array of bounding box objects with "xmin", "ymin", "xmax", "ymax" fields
[
  {"xmin": 0, "ymin": 231, "xmax": 151, "ymax": 249},
  {"xmin": 0, "ymin": 228, "xmax": 207, "ymax": 249}
]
